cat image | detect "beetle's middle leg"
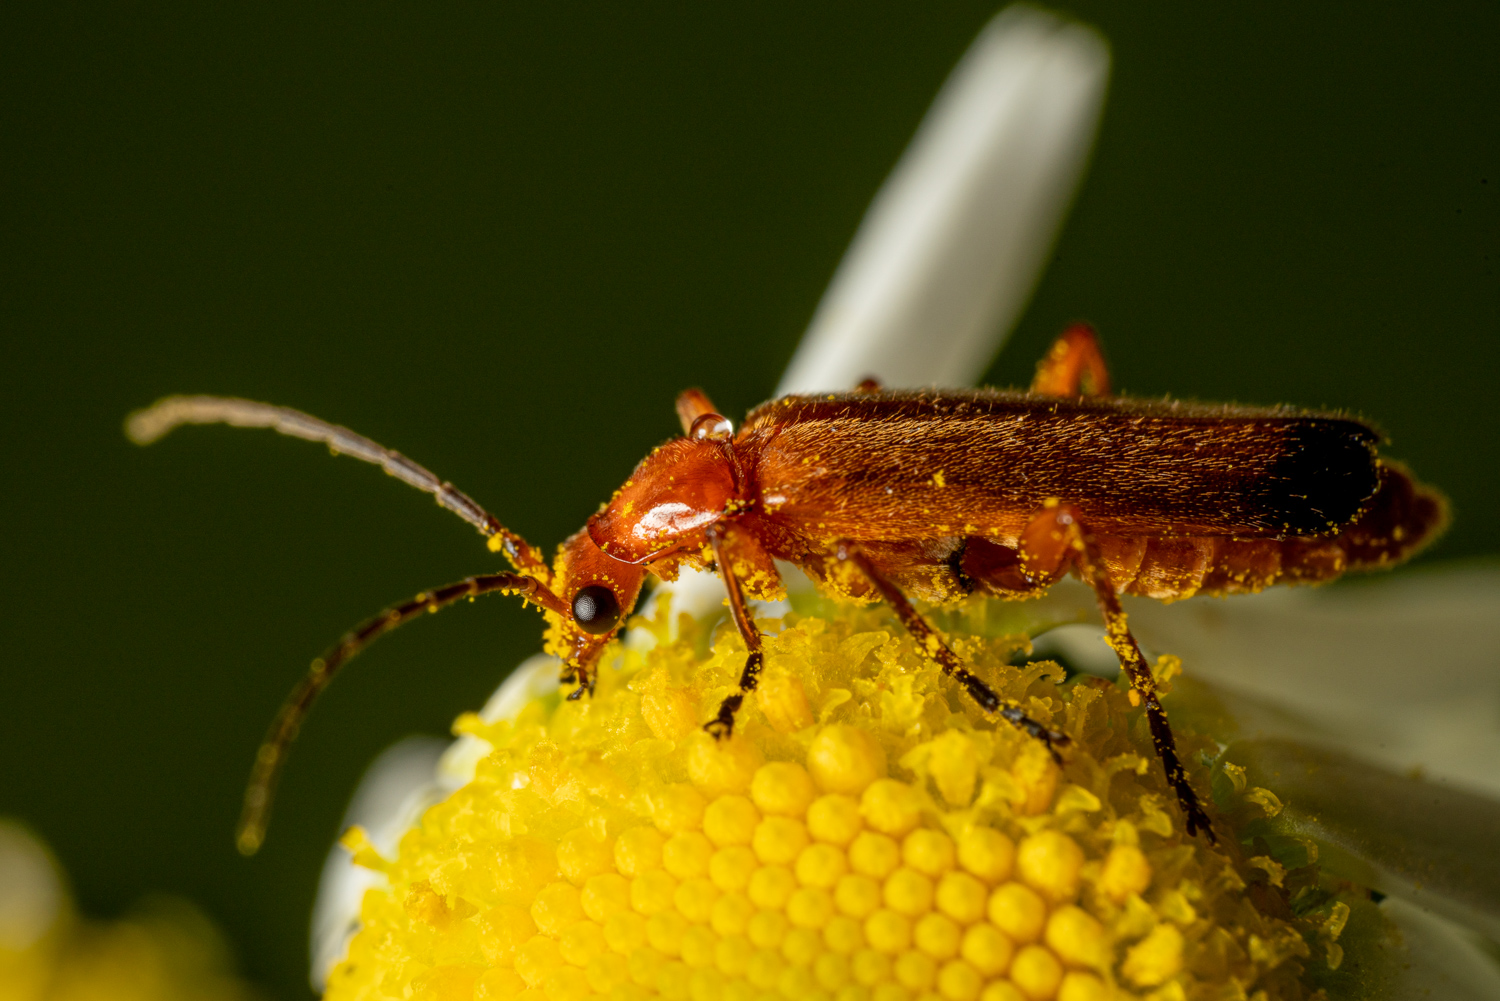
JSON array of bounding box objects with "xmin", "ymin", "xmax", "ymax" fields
[
  {"xmin": 836, "ymin": 542, "xmax": 1069, "ymax": 763},
  {"xmin": 1031, "ymin": 322, "xmax": 1111, "ymax": 397},
  {"xmin": 1020, "ymin": 501, "xmax": 1216, "ymax": 841},
  {"xmin": 702, "ymin": 525, "xmax": 765, "ymax": 739}
]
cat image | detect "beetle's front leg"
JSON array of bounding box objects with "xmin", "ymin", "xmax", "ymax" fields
[
  {"xmin": 703, "ymin": 526, "xmax": 766, "ymax": 739},
  {"xmin": 836, "ymin": 542, "xmax": 1069, "ymax": 763},
  {"xmin": 1020, "ymin": 501, "xmax": 1216, "ymax": 841},
  {"xmin": 562, "ymin": 663, "xmax": 596, "ymax": 701}
]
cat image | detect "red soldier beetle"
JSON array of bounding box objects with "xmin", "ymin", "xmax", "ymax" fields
[{"xmin": 127, "ymin": 324, "xmax": 1447, "ymax": 852}]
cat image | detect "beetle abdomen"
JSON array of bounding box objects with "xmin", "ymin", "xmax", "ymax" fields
[{"xmin": 1108, "ymin": 462, "xmax": 1447, "ymax": 599}]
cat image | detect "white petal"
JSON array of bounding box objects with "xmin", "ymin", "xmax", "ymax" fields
[
  {"xmin": 309, "ymin": 736, "xmax": 452, "ymax": 991},
  {"xmin": 1122, "ymin": 562, "xmax": 1500, "ymax": 799},
  {"xmin": 778, "ymin": 4, "xmax": 1109, "ymax": 394},
  {"xmin": 437, "ymin": 652, "xmax": 562, "ymax": 787},
  {"xmin": 1384, "ymin": 896, "xmax": 1500, "ymax": 1001}
]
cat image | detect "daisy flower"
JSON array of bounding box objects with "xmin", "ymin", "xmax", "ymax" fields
[
  {"xmin": 0, "ymin": 819, "xmax": 257, "ymax": 1001},
  {"xmin": 283, "ymin": 6, "xmax": 1499, "ymax": 999}
]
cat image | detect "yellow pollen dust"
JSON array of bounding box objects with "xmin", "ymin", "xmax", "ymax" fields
[{"xmin": 325, "ymin": 594, "xmax": 1322, "ymax": 1001}]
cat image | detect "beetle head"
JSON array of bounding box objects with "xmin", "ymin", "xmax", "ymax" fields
[
  {"xmin": 588, "ymin": 437, "xmax": 737, "ymax": 564},
  {"xmin": 543, "ymin": 527, "xmax": 651, "ymax": 670}
]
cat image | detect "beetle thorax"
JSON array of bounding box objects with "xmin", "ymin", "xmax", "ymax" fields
[{"xmin": 588, "ymin": 437, "xmax": 739, "ymax": 564}]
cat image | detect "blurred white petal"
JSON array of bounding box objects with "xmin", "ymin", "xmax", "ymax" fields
[
  {"xmin": 779, "ymin": 4, "xmax": 1109, "ymax": 394},
  {"xmin": 310, "ymin": 736, "xmax": 451, "ymax": 990},
  {"xmin": 0, "ymin": 820, "xmax": 63, "ymax": 951},
  {"xmin": 437, "ymin": 652, "xmax": 562, "ymax": 787},
  {"xmin": 1226, "ymin": 737, "xmax": 1500, "ymax": 944},
  {"xmin": 1124, "ymin": 562, "xmax": 1500, "ymax": 799},
  {"xmin": 1385, "ymin": 897, "xmax": 1500, "ymax": 1001},
  {"xmin": 310, "ymin": 656, "xmax": 564, "ymax": 989}
]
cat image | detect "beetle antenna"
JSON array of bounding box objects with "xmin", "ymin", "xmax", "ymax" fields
[
  {"xmin": 235, "ymin": 571, "xmax": 567, "ymax": 856},
  {"xmin": 126, "ymin": 396, "xmax": 547, "ymax": 576}
]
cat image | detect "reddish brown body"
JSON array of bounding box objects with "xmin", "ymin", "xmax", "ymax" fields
[
  {"xmin": 598, "ymin": 389, "xmax": 1438, "ymax": 608},
  {"xmin": 130, "ymin": 325, "xmax": 1446, "ymax": 851}
]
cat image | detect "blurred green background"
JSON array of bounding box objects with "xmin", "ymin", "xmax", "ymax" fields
[{"xmin": 2, "ymin": 1, "xmax": 1495, "ymax": 996}]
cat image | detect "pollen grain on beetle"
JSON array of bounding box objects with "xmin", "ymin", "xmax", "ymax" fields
[{"xmin": 325, "ymin": 598, "xmax": 1332, "ymax": 1001}]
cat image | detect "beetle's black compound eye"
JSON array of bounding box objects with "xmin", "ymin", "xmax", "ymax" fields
[{"xmin": 572, "ymin": 585, "xmax": 621, "ymax": 635}]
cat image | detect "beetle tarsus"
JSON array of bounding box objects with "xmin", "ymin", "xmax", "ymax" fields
[
  {"xmin": 705, "ymin": 695, "xmax": 743, "ymax": 739},
  {"xmin": 997, "ymin": 702, "xmax": 1070, "ymax": 765}
]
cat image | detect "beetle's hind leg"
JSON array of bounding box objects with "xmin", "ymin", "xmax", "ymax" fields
[
  {"xmin": 836, "ymin": 542, "xmax": 1069, "ymax": 764},
  {"xmin": 1020, "ymin": 502, "xmax": 1216, "ymax": 841}
]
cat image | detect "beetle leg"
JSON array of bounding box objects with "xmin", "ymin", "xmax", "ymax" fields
[
  {"xmin": 836, "ymin": 542, "xmax": 1070, "ymax": 763},
  {"xmin": 1031, "ymin": 323, "xmax": 1112, "ymax": 397},
  {"xmin": 563, "ymin": 666, "xmax": 595, "ymax": 701},
  {"xmin": 1020, "ymin": 502, "xmax": 1216, "ymax": 841},
  {"xmin": 703, "ymin": 525, "xmax": 765, "ymax": 739}
]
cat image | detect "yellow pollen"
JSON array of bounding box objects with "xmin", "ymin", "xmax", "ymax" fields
[
  {"xmin": 703, "ymin": 794, "xmax": 761, "ymax": 847},
  {"xmin": 795, "ymin": 842, "xmax": 849, "ymax": 887},
  {"xmin": 864, "ymin": 909, "xmax": 912, "ymax": 953},
  {"xmin": 884, "ymin": 866, "xmax": 935, "ymax": 916},
  {"xmin": 960, "ymin": 922, "xmax": 1014, "ymax": 976},
  {"xmin": 958, "ymin": 826, "xmax": 1016, "ymax": 883},
  {"xmin": 1097, "ymin": 843, "xmax": 1152, "ymax": 902},
  {"xmin": 324, "ymin": 597, "xmax": 1337, "ymax": 1001},
  {"xmin": 988, "ymin": 883, "xmax": 1047, "ymax": 944},
  {"xmin": 616, "ymin": 826, "xmax": 666, "ymax": 876},
  {"xmin": 936, "ymin": 870, "xmax": 989, "ymax": 924},
  {"xmin": 1016, "ymin": 830, "xmax": 1084, "ymax": 903},
  {"xmin": 835, "ymin": 873, "xmax": 884, "ymax": 918},
  {"xmin": 807, "ymin": 724, "xmax": 887, "ymax": 794},
  {"xmin": 914, "ymin": 911, "xmax": 962, "ymax": 959},
  {"xmin": 1043, "ymin": 905, "xmax": 1110, "ymax": 969},
  {"xmin": 747, "ymin": 865, "xmax": 797, "ymax": 910},
  {"xmin": 1009, "ymin": 943, "xmax": 1063, "ymax": 999},
  {"xmin": 531, "ymin": 880, "xmax": 584, "ymax": 934},
  {"xmin": 631, "ymin": 869, "xmax": 678, "ymax": 915},
  {"xmin": 708, "ymin": 844, "xmax": 758, "ymax": 892},
  {"xmin": 862, "ymin": 778, "xmax": 924, "ymax": 836},
  {"xmin": 807, "ymin": 793, "xmax": 864, "ymax": 845},
  {"xmin": 753, "ymin": 815, "xmax": 810, "ymax": 865},
  {"xmin": 752, "ymin": 760, "xmax": 818, "ymax": 816},
  {"xmin": 904, "ymin": 828, "xmax": 958, "ymax": 876},
  {"xmin": 849, "ymin": 830, "xmax": 903, "ymax": 879},
  {"xmin": 1121, "ymin": 922, "xmax": 1184, "ymax": 987},
  {"xmin": 662, "ymin": 830, "xmax": 714, "ymax": 879}
]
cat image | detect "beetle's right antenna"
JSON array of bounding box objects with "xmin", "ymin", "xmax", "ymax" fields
[
  {"xmin": 235, "ymin": 571, "xmax": 568, "ymax": 856},
  {"xmin": 127, "ymin": 396, "xmax": 547, "ymax": 577}
]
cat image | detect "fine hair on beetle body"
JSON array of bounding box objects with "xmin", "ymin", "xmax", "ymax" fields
[{"xmin": 127, "ymin": 324, "xmax": 1448, "ymax": 854}]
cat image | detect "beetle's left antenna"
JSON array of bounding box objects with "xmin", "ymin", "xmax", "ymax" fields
[{"xmin": 127, "ymin": 395, "xmax": 547, "ymax": 577}]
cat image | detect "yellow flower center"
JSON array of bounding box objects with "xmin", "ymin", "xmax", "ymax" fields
[{"xmin": 327, "ymin": 596, "xmax": 1321, "ymax": 1001}]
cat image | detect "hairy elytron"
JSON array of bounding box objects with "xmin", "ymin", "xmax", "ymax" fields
[{"xmin": 128, "ymin": 326, "xmax": 1446, "ymax": 852}]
